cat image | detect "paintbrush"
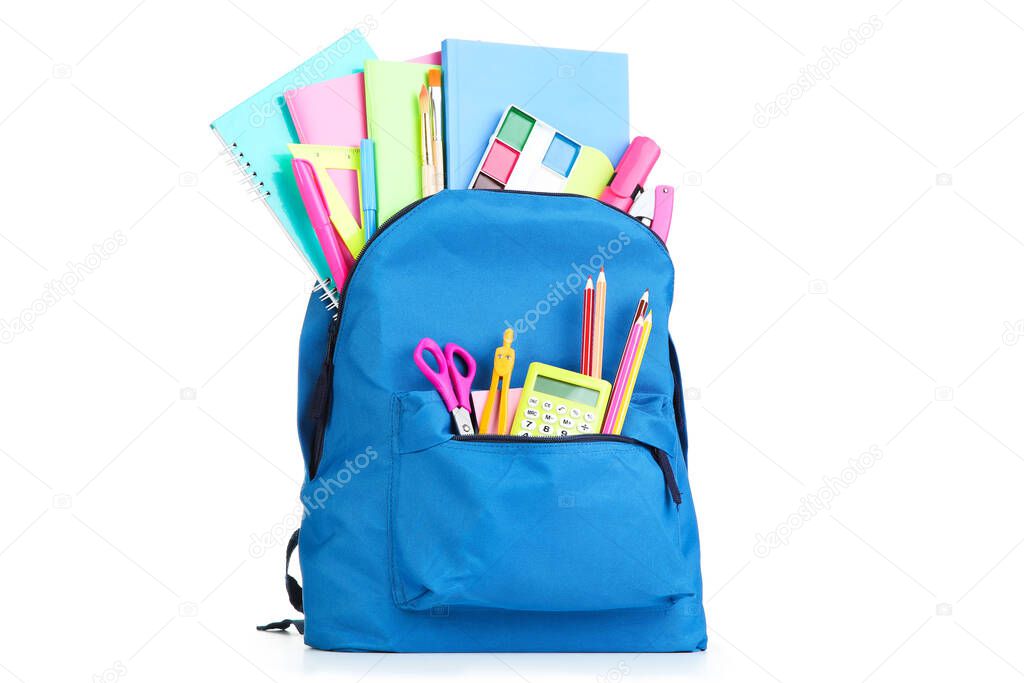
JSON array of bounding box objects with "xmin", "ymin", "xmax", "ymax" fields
[
  {"xmin": 418, "ymin": 85, "xmax": 436, "ymax": 196},
  {"xmin": 427, "ymin": 69, "xmax": 445, "ymax": 191}
]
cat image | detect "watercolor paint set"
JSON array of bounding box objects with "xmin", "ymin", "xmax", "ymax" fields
[{"xmin": 469, "ymin": 106, "xmax": 612, "ymax": 195}]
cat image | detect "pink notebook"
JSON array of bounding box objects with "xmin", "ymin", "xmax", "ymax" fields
[{"xmin": 284, "ymin": 52, "xmax": 441, "ymax": 228}]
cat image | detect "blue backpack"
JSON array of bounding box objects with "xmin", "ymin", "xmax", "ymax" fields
[{"xmin": 264, "ymin": 190, "xmax": 707, "ymax": 652}]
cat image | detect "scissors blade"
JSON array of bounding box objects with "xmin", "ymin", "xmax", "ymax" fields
[{"xmin": 451, "ymin": 407, "xmax": 475, "ymax": 436}]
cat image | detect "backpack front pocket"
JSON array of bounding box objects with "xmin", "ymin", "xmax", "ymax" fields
[{"xmin": 388, "ymin": 390, "xmax": 695, "ymax": 613}]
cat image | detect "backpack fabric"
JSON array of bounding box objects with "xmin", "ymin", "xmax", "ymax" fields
[{"xmin": 286, "ymin": 190, "xmax": 707, "ymax": 652}]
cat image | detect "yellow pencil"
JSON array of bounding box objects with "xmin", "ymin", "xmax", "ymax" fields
[
  {"xmin": 590, "ymin": 267, "xmax": 606, "ymax": 379},
  {"xmin": 612, "ymin": 311, "xmax": 652, "ymax": 434}
]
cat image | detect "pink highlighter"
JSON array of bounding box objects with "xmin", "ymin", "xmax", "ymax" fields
[
  {"xmin": 292, "ymin": 158, "xmax": 353, "ymax": 292},
  {"xmin": 599, "ymin": 137, "xmax": 661, "ymax": 212}
]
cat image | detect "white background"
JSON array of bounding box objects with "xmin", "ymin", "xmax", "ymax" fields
[{"xmin": 1, "ymin": 0, "xmax": 1023, "ymax": 681}]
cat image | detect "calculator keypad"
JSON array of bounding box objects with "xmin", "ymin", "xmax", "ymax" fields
[{"xmin": 515, "ymin": 397, "xmax": 599, "ymax": 437}]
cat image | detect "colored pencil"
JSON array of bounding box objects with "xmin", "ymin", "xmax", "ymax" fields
[
  {"xmin": 590, "ymin": 268, "xmax": 606, "ymax": 379},
  {"xmin": 631, "ymin": 289, "xmax": 649, "ymax": 327},
  {"xmin": 581, "ymin": 276, "xmax": 594, "ymax": 374},
  {"xmin": 602, "ymin": 315, "xmax": 644, "ymax": 433},
  {"xmin": 611, "ymin": 311, "xmax": 652, "ymax": 434}
]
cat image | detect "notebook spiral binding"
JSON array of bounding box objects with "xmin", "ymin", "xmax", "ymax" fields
[
  {"xmin": 213, "ymin": 134, "xmax": 340, "ymax": 309},
  {"xmin": 221, "ymin": 142, "xmax": 270, "ymax": 200}
]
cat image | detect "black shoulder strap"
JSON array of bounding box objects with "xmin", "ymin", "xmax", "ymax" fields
[
  {"xmin": 285, "ymin": 529, "xmax": 303, "ymax": 612},
  {"xmin": 256, "ymin": 529, "xmax": 305, "ymax": 635}
]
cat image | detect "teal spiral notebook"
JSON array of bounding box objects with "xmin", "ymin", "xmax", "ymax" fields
[
  {"xmin": 210, "ymin": 31, "xmax": 376, "ymax": 300},
  {"xmin": 441, "ymin": 39, "xmax": 630, "ymax": 191}
]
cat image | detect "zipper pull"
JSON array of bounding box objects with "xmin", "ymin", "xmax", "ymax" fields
[{"xmin": 651, "ymin": 448, "xmax": 682, "ymax": 505}]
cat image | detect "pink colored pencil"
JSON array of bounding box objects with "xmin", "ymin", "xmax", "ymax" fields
[
  {"xmin": 602, "ymin": 315, "xmax": 644, "ymax": 433},
  {"xmin": 581, "ymin": 276, "xmax": 594, "ymax": 374}
]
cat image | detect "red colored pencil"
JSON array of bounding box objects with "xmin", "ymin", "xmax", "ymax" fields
[{"xmin": 581, "ymin": 276, "xmax": 594, "ymax": 374}]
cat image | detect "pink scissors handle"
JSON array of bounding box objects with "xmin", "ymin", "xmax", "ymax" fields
[
  {"xmin": 414, "ymin": 338, "xmax": 457, "ymax": 412},
  {"xmin": 443, "ymin": 343, "xmax": 476, "ymax": 409}
]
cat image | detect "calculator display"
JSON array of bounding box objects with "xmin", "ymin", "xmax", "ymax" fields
[{"xmin": 533, "ymin": 375, "xmax": 601, "ymax": 407}]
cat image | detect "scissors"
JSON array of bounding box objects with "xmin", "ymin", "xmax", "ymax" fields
[{"xmin": 413, "ymin": 338, "xmax": 477, "ymax": 435}]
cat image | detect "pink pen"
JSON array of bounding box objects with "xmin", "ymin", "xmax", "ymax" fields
[
  {"xmin": 292, "ymin": 158, "xmax": 353, "ymax": 291},
  {"xmin": 600, "ymin": 136, "xmax": 661, "ymax": 212},
  {"xmin": 601, "ymin": 317, "xmax": 644, "ymax": 434}
]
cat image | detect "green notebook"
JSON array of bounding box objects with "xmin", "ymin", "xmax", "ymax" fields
[{"xmin": 364, "ymin": 57, "xmax": 441, "ymax": 222}]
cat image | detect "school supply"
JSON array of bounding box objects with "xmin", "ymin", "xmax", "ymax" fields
[
  {"xmin": 287, "ymin": 144, "xmax": 363, "ymax": 257},
  {"xmin": 275, "ymin": 191, "xmax": 703, "ymax": 652},
  {"xmin": 479, "ymin": 328, "xmax": 516, "ymax": 435},
  {"xmin": 210, "ymin": 31, "xmax": 376, "ymax": 301},
  {"xmin": 471, "ymin": 387, "xmax": 522, "ymax": 435},
  {"xmin": 600, "ymin": 136, "xmax": 661, "ymax": 212},
  {"xmin": 580, "ymin": 276, "xmax": 594, "ymax": 375},
  {"xmin": 427, "ymin": 69, "xmax": 445, "ymax": 191},
  {"xmin": 611, "ymin": 311, "xmax": 653, "ymax": 434},
  {"xmin": 418, "ymin": 85, "xmax": 438, "ymax": 196},
  {"xmin": 631, "ymin": 185, "xmax": 674, "ymax": 243},
  {"xmin": 512, "ymin": 362, "xmax": 612, "ymax": 437},
  {"xmin": 591, "ymin": 268, "xmax": 607, "ymax": 379},
  {"xmin": 363, "ymin": 56, "xmax": 443, "ymax": 221},
  {"xmin": 283, "ymin": 52, "xmax": 440, "ymax": 246},
  {"xmin": 291, "ymin": 159, "xmax": 352, "ymax": 295},
  {"xmin": 468, "ymin": 106, "xmax": 613, "ymax": 196},
  {"xmin": 360, "ymin": 139, "xmax": 378, "ymax": 237},
  {"xmin": 441, "ymin": 39, "xmax": 630, "ymax": 190},
  {"xmin": 602, "ymin": 311, "xmax": 645, "ymax": 434},
  {"xmin": 413, "ymin": 337, "xmax": 477, "ymax": 435}
]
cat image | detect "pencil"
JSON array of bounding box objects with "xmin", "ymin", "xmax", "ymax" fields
[
  {"xmin": 590, "ymin": 268, "xmax": 606, "ymax": 378},
  {"xmin": 631, "ymin": 289, "xmax": 649, "ymax": 327},
  {"xmin": 418, "ymin": 85, "xmax": 435, "ymax": 196},
  {"xmin": 581, "ymin": 276, "xmax": 594, "ymax": 375},
  {"xmin": 602, "ymin": 315, "xmax": 644, "ymax": 434},
  {"xmin": 611, "ymin": 311, "xmax": 652, "ymax": 434}
]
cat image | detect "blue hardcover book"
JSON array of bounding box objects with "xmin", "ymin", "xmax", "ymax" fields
[
  {"xmin": 211, "ymin": 31, "xmax": 376, "ymax": 298},
  {"xmin": 441, "ymin": 39, "xmax": 629, "ymax": 191}
]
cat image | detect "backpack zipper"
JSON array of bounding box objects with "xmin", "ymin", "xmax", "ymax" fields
[
  {"xmin": 309, "ymin": 190, "xmax": 677, "ymax": 481},
  {"xmin": 454, "ymin": 432, "xmax": 682, "ymax": 505}
]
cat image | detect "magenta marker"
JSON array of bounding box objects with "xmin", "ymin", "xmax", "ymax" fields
[{"xmin": 600, "ymin": 136, "xmax": 661, "ymax": 212}]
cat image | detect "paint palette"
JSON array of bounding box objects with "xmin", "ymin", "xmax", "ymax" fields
[{"xmin": 470, "ymin": 106, "xmax": 585, "ymax": 193}]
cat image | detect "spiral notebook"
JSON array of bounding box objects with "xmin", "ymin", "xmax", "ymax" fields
[{"xmin": 209, "ymin": 31, "xmax": 376, "ymax": 303}]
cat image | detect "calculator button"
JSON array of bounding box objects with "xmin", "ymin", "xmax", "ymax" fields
[
  {"xmin": 570, "ymin": 408, "xmax": 581, "ymax": 418},
  {"xmin": 542, "ymin": 413, "xmax": 556, "ymax": 423},
  {"xmin": 517, "ymin": 430, "xmax": 532, "ymax": 437},
  {"xmin": 542, "ymin": 400, "xmax": 553, "ymax": 411},
  {"xmin": 527, "ymin": 397, "xmax": 539, "ymax": 407},
  {"xmin": 556, "ymin": 404, "xmax": 567, "ymax": 414},
  {"xmin": 584, "ymin": 412, "xmax": 595, "ymax": 422},
  {"xmin": 524, "ymin": 408, "xmax": 539, "ymax": 418},
  {"xmin": 559, "ymin": 429, "xmax": 570, "ymax": 437},
  {"xmin": 559, "ymin": 417, "xmax": 574, "ymax": 428},
  {"xmin": 540, "ymin": 424, "xmax": 553, "ymax": 434},
  {"xmin": 520, "ymin": 419, "xmax": 536, "ymax": 430},
  {"xmin": 578, "ymin": 423, "xmax": 592, "ymax": 433}
]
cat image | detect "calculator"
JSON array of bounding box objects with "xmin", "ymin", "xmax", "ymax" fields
[{"xmin": 512, "ymin": 363, "xmax": 613, "ymax": 437}]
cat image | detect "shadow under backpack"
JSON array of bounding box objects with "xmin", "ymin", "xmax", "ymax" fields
[{"xmin": 260, "ymin": 190, "xmax": 708, "ymax": 652}]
